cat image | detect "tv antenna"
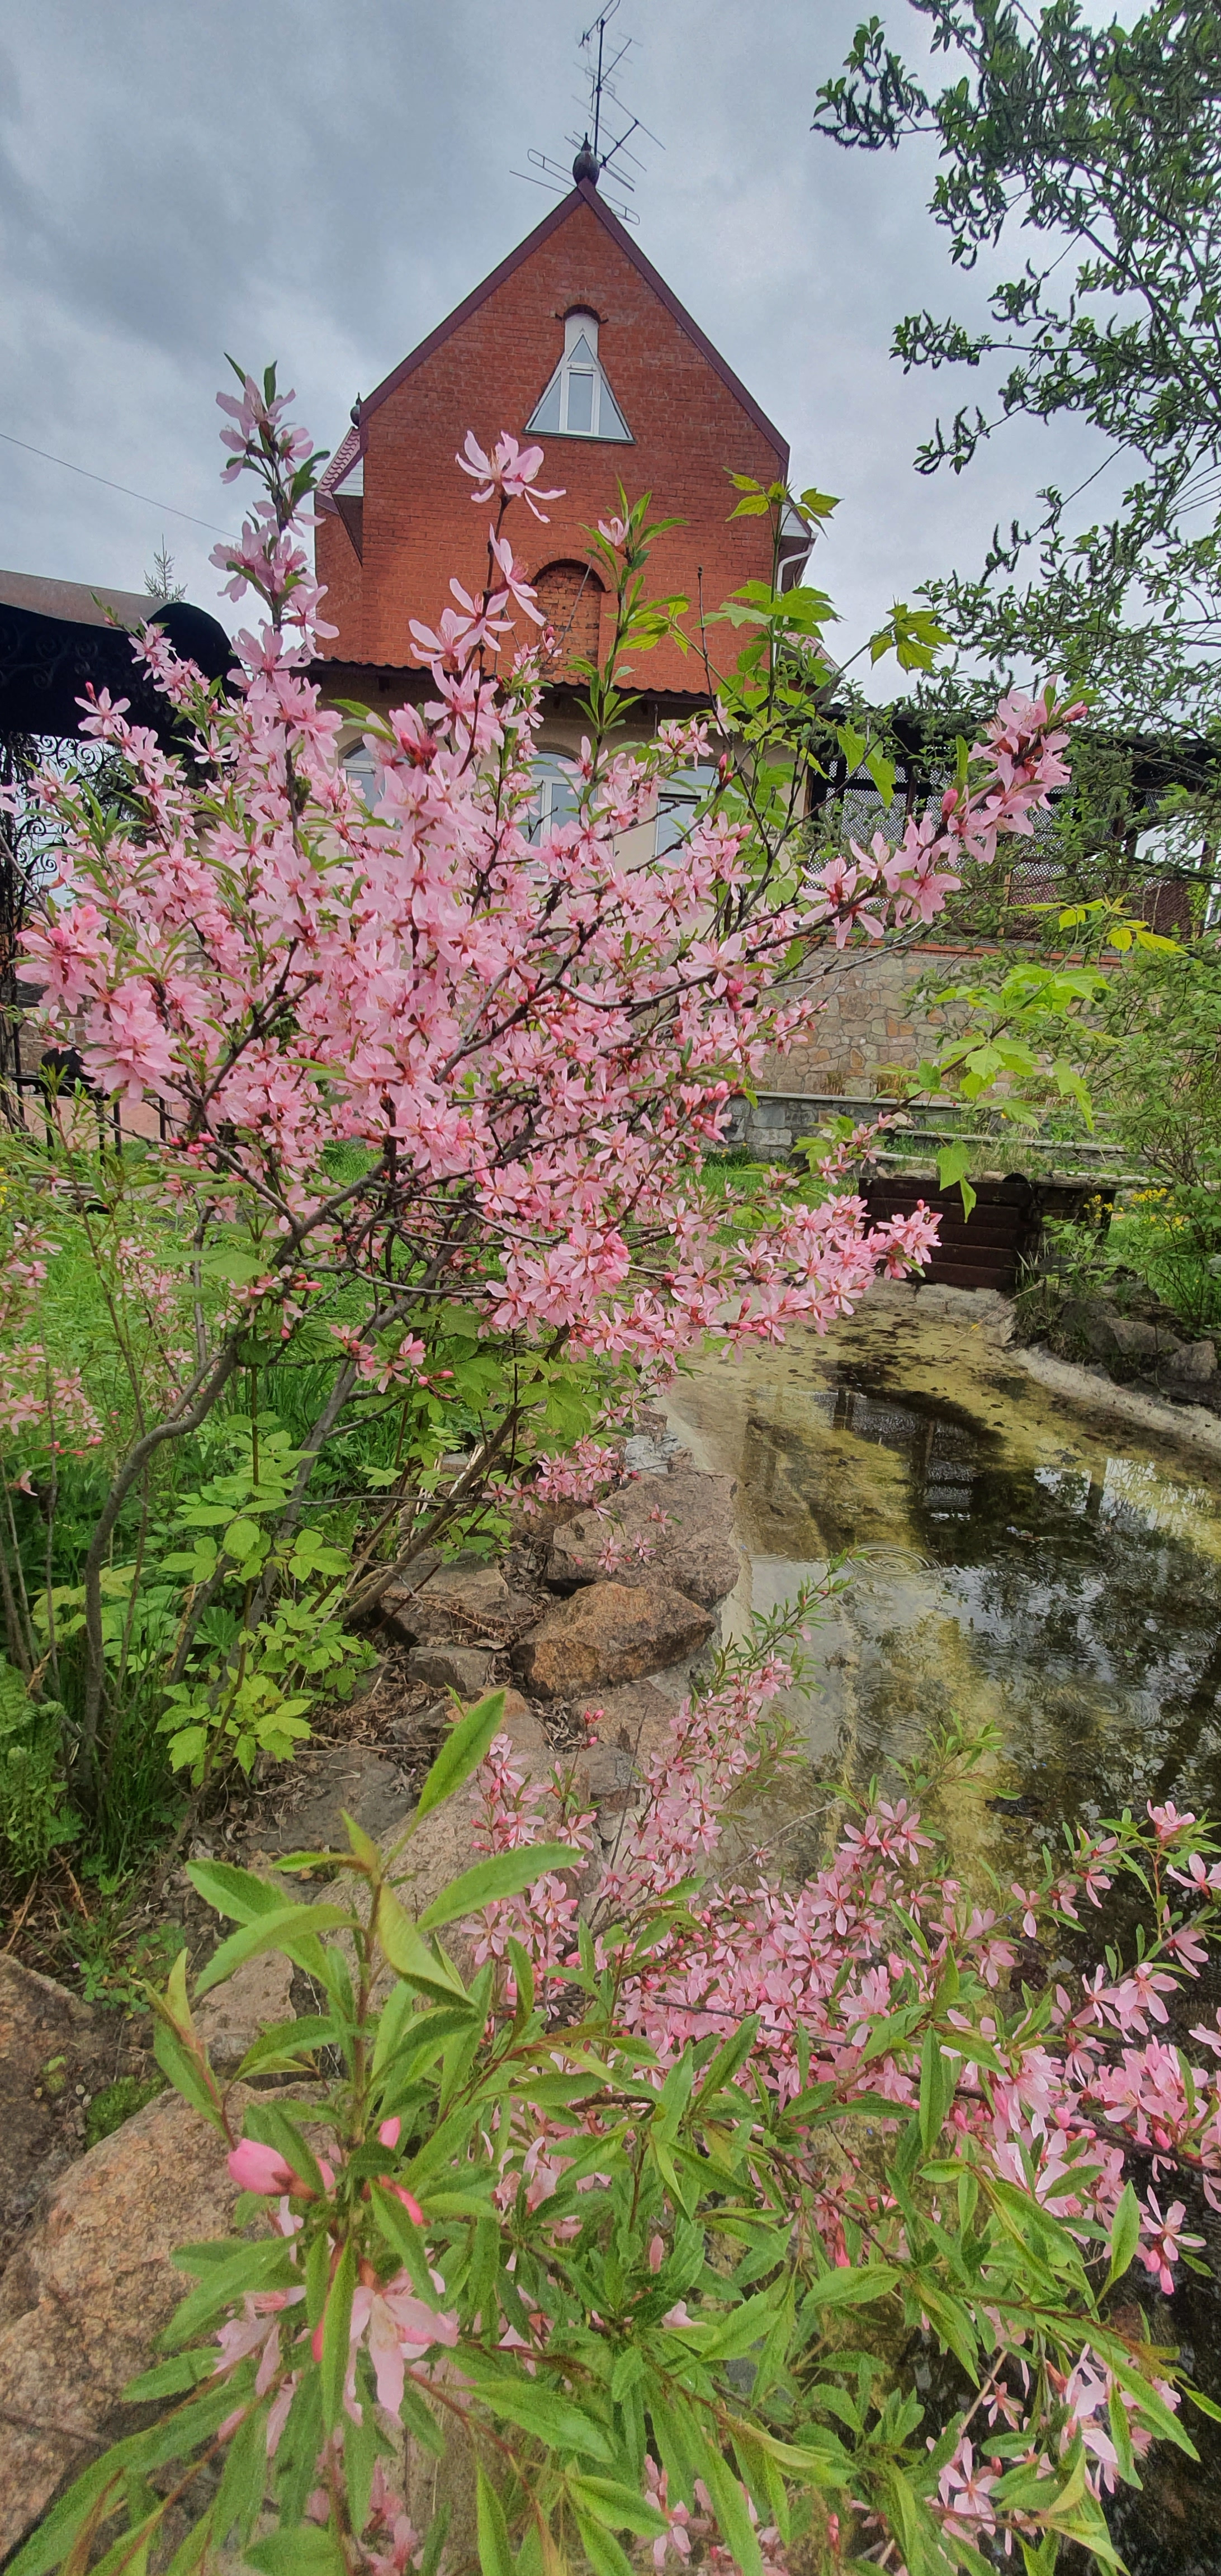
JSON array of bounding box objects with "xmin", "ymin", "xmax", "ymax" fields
[{"xmin": 511, "ymin": 0, "xmax": 663, "ymax": 228}]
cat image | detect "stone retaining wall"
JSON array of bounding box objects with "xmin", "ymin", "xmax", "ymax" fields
[{"xmin": 753, "ymin": 942, "xmax": 985, "ymax": 1098}]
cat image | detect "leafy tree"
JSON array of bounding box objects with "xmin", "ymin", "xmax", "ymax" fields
[
  {"xmin": 2, "ymin": 369, "xmax": 1071, "ymax": 1823},
  {"xmin": 813, "ymin": 1, "xmax": 1221, "ymax": 732}
]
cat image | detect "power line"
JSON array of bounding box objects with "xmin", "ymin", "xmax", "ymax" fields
[{"xmin": 0, "ymin": 427, "xmax": 232, "ymax": 537}]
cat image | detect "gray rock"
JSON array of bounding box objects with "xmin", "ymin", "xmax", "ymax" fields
[
  {"xmin": 407, "ymin": 1643, "xmax": 494, "ymax": 1697},
  {"xmin": 573, "ymin": 1679, "xmax": 678, "ymax": 1818},
  {"xmin": 1162, "ymin": 1338, "xmax": 1218, "ymax": 1388},
  {"xmin": 547, "ymin": 1469, "xmax": 741, "ymax": 1609},
  {"xmin": 1108, "ymin": 1316, "xmax": 1166, "ymax": 1360},
  {"xmin": 417, "ymin": 1561, "xmax": 537, "ymax": 1639},
  {"xmin": 622, "ymin": 1429, "xmax": 691, "ymax": 1477},
  {"xmin": 512, "ymin": 1582, "xmax": 713, "ymax": 1700}
]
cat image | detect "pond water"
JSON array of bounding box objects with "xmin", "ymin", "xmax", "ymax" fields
[{"xmin": 668, "ymin": 1281, "xmax": 1221, "ymax": 2573}]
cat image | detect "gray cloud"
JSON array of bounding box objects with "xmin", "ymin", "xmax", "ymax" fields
[{"xmin": 0, "ymin": 0, "xmax": 1110, "ymax": 669}]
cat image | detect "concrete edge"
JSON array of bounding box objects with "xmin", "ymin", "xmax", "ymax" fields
[{"xmin": 1015, "ymin": 1343, "xmax": 1221, "ymax": 1463}]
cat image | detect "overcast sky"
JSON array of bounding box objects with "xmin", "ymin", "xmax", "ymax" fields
[{"xmin": 0, "ymin": 0, "xmax": 1116, "ymax": 665}]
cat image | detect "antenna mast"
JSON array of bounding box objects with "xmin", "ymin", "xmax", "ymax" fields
[{"xmin": 511, "ymin": 0, "xmax": 663, "ymax": 227}]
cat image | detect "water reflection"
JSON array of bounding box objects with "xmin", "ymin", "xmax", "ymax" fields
[
  {"xmin": 671, "ymin": 1286, "xmax": 1221, "ymax": 1825},
  {"xmin": 669, "ymin": 1283, "xmax": 1221, "ymax": 2572}
]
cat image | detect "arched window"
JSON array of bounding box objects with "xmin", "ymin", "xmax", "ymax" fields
[
  {"xmin": 526, "ymin": 310, "xmax": 632, "ymax": 443},
  {"xmin": 532, "ymin": 560, "xmax": 604, "ymax": 670}
]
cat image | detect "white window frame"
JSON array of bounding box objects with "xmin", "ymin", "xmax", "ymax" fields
[
  {"xmin": 526, "ymin": 311, "xmax": 632, "ymax": 444},
  {"xmin": 655, "ymin": 764, "xmax": 719, "ymax": 856},
  {"xmin": 529, "ymin": 750, "xmax": 582, "ymax": 841}
]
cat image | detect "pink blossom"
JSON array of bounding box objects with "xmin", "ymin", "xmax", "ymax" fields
[
  {"xmin": 455, "ymin": 430, "xmax": 563, "ymax": 520},
  {"xmin": 348, "ymin": 2274, "xmax": 459, "ymax": 2416},
  {"xmin": 1138, "ymin": 2191, "xmax": 1202, "ymax": 2296},
  {"xmin": 228, "ymin": 2139, "xmax": 299, "ymax": 2195}
]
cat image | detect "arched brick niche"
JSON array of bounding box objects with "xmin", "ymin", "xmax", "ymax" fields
[{"xmin": 532, "ymin": 559, "xmax": 603, "ymax": 671}]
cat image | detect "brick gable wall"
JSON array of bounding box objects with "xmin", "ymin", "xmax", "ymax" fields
[{"xmin": 315, "ymin": 200, "xmax": 783, "ymax": 697}]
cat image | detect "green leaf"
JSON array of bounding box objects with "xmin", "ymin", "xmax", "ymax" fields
[
  {"xmin": 234, "ymin": 2015, "xmax": 344, "ymax": 2079},
  {"xmin": 414, "ymin": 1690, "xmax": 506, "ymax": 1819},
  {"xmin": 374, "ymin": 1885, "xmax": 471, "ymax": 2001},
  {"xmin": 121, "ymin": 2350, "xmax": 218, "ymax": 2403},
  {"xmin": 149, "ymin": 2020, "xmax": 221, "ymax": 2128},
  {"xmin": 507, "ymin": 1936, "xmax": 535, "ymax": 2023},
  {"xmin": 210, "ymin": 2405, "xmax": 268, "ymax": 2550},
  {"xmin": 320, "ymin": 2239, "xmax": 357, "ymax": 2432},
  {"xmin": 466, "ymin": 2369, "xmax": 612, "ymax": 2459},
  {"xmin": 697, "ymin": 2449, "xmax": 761, "ymax": 2576},
  {"xmin": 836, "ymin": 722, "xmax": 867, "ymax": 772},
  {"xmin": 418, "ymin": 2502, "xmax": 451, "ymax": 2576},
  {"xmin": 417, "ymin": 1845, "xmax": 583, "ymax": 1932},
  {"xmin": 805, "ymin": 2262, "xmax": 897, "ymax": 2310},
  {"xmin": 476, "ymin": 2464, "xmax": 515, "ymax": 2576},
  {"xmin": 163, "ymin": 2239, "xmax": 297, "ymax": 2350},
  {"xmin": 567, "ymin": 2475, "xmax": 669, "ymax": 2538},
  {"xmin": 370, "ymin": 2180, "xmax": 435, "ymax": 2297},
  {"xmin": 936, "ymin": 1138, "xmax": 977, "ymax": 1220},
  {"xmin": 192, "ymin": 1902, "xmax": 351, "ymax": 1997},
  {"xmin": 1104, "ymin": 2180, "xmax": 1140, "ymax": 2290},
  {"xmin": 865, "ymin": 745, "xmax": 897, "ymax": 807},
  {"xmin": 919, "ymin": 2028, "xmax": 950, "ymax": 2151},
  {"xmin": 573, "ymin": 2519, "xmax": 635, "ymax": 2576},
  {"xmin": 224, "ymin": 1517, "xmax": 262, "ymax": 1557},
  {"xmin": 247, "ymin": 2533, "xmax": 347, "ymax": 2576},
  {"xmin": 1108, "ymin": 2352, "xmax": 1199, "ymax": 2458},
  {"xmin": 677, "ymin": 2284, "xmax": 783, "ymax": 2361}
]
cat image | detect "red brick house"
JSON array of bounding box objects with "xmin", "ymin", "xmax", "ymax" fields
[{"xmin": 313, "ymin": 166, "xmax": 807, "ymax": 728}]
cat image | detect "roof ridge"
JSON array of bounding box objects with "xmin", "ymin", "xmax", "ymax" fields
[{"xmin": 332, "ymin": 182, "xmax": 787, "ymax": 467}]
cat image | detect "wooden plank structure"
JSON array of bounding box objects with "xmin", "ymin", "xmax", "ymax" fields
[{"xmin": 862, "ymin": 1172, "xmax": 1108, "ymax": 1295}]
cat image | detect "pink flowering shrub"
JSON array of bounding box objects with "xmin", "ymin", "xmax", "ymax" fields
[
  {"xmin": 22, "ymin": 1602, "xmax": 1221, "ymax": 2576},
  {"xmin": 0, "ymin": 361, "xmax": 1081, "ymax": 1810}
]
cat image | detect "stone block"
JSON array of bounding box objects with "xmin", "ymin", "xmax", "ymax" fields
[
  {"xmin": 512, "ymin": 1583, "xmax": 713, "ymax": 1700},
  {"xmin": 408, "ymin": 1644, "xmax": 495, "ymax": 1697}
]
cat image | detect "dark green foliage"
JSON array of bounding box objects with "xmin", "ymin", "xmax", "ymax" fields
[{"xmin": 815, "ymin": 3, "xmax": 1221, "ymax": 732}]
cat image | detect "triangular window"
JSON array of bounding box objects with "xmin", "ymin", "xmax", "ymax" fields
[{"xmin": 526, "ymin": 309, "xmax": 632, "ymax": 443}]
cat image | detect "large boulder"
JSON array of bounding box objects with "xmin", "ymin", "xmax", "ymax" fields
[
  {"xmin": 546, "ymin": 1469, "xmax": 741, "ymax": 1609},
  {"xmin": 0, "ymin": 2087, "xmax": 245, "ymax": 2556},
  {"xmin": 512, "ymin": 1583, "xmax": 713, "ymax": 1701}
]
